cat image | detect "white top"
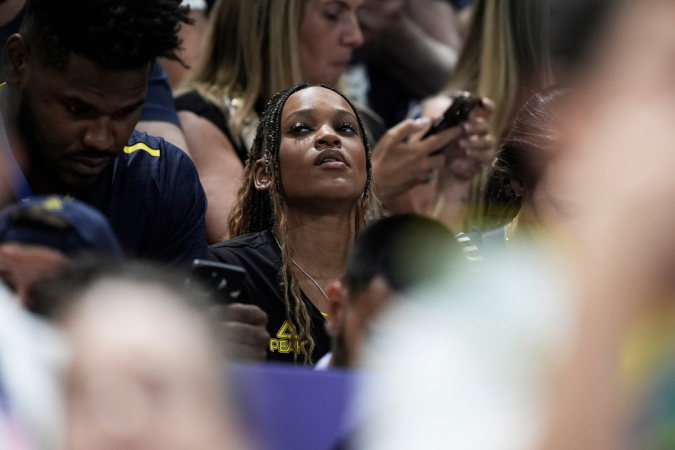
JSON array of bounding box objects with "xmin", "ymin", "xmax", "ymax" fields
[
  {"xmin": 0, "ymin": 283, "xmax": 69, "ymax": 450},
  {"xmin": 314, "ymin": 352, "xmax": 333, "ymax": 371},
  {"xmin": 181, "ymin": 0, "xmax": 207, "ymax": 11},
  {"xmin": 357, "ymin": 241, "xmax": 577, "ymax": 450}
]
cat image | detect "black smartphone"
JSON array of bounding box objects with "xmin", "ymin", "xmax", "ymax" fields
[
  {"xmin": 187, "ymin": 259, "xmax": 246, "ymax": 304},
  {"xmin": 421, "ymin": 92, "xmax": 483, "ymax": 141}
]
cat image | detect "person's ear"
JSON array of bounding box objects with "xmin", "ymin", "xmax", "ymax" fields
[
  {"xmin": 253, "ymin": 158, "xmax": 272, "ymax": 191},
  {"xmin": 325, "ymin": 280, "xmax": 347, "ymax": 338},
  {"xmin": 4, "ymin": 34, "xmax": 31, "ymax": 87},
  {"xmin": 510, "ymin": 177, "xmax": 526, "ymax": 197}
]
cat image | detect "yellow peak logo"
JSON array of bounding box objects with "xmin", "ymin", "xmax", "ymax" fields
[{"xmin": 269, "ymin": 321, "xmax": 307, "ymax": 354}]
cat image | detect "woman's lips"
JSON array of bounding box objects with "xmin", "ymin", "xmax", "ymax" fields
[{"xmin": 315, "ymin": 149, "xmax": 348, "ymax": 168}]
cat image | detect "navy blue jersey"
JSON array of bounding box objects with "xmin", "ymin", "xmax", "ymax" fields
[
  {"xmin": 84, "ymin": 131, "xmax": 209, "ymax": 266},
  {"xmin": 140, "ymin": 62, "xmax": 181, "ymax": 127}
]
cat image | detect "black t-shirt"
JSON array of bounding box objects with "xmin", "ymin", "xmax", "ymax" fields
[
  {"xmin": 174, "ymin": 91, "xmax": 259, "ymax": 164},
  {"xmin": 209, "ymin": 229, "xmax": 330, "ymax": 364}
]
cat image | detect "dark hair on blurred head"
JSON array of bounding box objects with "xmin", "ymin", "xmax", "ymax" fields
[
  {"xmin": 483, "ymin": 86, "xmax": 569, "ymax": 230},
  {"xmin": 21, "ymin": 0, "xmax": 192, "ymax": 71},
  {"xmin": 29, "ymin": 257, "xmax": 212, "ymax": 322},
  {"xmin": 343, "ymin": 214, "xmax": 462, "ymax": 296}
]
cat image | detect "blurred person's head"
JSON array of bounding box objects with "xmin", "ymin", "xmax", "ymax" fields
[
  {"xmin": 549, "ymin": 0, "xmax": 618, "ymax": 84},
  {"xmin": 32, "ymin": 259, "xmax": 244, "ymax": 450},
  {"xmin": 325, "ymin": 214, "xmax": 461, "ymax": 367},
  {"xmin": 228, "ymin": 83, "xmax": 380, "ymax": 363},
  {"xmin": 2, "ymin": 0, "xmax": 191, "ymax": 194},
  {"xmin": 483, "ymin": 87, "xmax": 571, "ymax": 232},
  {"xmin": 180, "ymin": 0, "xmax": 363, "ymax": 144},
  {"xmin": 0, "ymin": 196, "xmax": 122, "ymax": 304},
  {"xmin": 447, "ymin": 0, "xmax": 555, "ymax": 140}
]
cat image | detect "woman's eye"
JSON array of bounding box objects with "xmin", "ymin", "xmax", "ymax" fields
[
  {"xmin": 289, "ymin": 122, "xmax": 311, "ymax": 133},
  {"xmin": 337, "ymin": 122, "xmax": 358, "ymax": 134},
  {"xmin": 323, "ymin": 6, "xmax": 341, "ymax": 21}
]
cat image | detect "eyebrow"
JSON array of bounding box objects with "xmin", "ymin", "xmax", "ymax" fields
[
  {"xmin": 283, "ymin": 108, "xmax": 359, "ymax": 125},
  {"xmin": 61, "ymin": 95, "xmax": 145, "ymax": 114}
]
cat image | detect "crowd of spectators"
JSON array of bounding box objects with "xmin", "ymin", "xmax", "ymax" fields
[{"xmin": 1, "ymin": 0, "xmax": 674, "ymax": 449}]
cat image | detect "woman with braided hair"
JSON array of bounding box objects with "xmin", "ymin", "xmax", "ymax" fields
[{"xmin": 211, "ymin": 84, "xmax": 380, "ymax": 364}]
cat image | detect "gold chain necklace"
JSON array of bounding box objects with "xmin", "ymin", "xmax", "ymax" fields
[{"xmin": 273, "ymin": 234, "xmax": 329, "ymax": 301}]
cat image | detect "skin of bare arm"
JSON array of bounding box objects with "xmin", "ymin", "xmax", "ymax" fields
[
  {"xmin": 178, "ymin": 111, "xmax": 244, "ymax": 244},
  {"xmin": 385, "ymin": 95, "xmax": 495, "ymax": 231}
]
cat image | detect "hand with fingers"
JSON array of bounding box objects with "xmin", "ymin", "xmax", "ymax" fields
[
  {"xmin": 213, "ymin": 303, "xmax": 270, "ymax": 361},
  {"xmin": 440, "ymin": 99, "xmax": 496, "ymax": 182},
  {"xmin": 371, "ymin": 117, "xmax": 463, "ymax": 203},
  {"xmin": 371, "ymin": 98, "xmax": 495, "ymax": 204}
]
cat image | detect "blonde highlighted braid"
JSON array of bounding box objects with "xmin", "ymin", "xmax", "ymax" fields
[{"xmin": 227, "ymin": 84, "xmax": 381, "ymax": 363}]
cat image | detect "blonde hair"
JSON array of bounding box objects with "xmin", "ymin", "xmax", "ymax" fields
[
  {"xmin": 446, "ymin": 0, "xmax": 554, "ymax": 230},
  {"xmin": 228, "ymin": 84, "xmax": 381, "ymax": 364},
  {"xmin": 447, "ymin": 0, "xmax": 554, "ymax": 139},
  {"xmin": 177, "ymin": 0, "xmax": 305, "ymax": 142}
]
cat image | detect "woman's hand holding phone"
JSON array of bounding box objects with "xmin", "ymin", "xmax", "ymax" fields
[
  {"xmin": 371, "ymin": 116, "xmax": 463, "ymax": 203},
  {"xmin": 430, "ymin": 96, "xmax": 495, "ymax": 181}
]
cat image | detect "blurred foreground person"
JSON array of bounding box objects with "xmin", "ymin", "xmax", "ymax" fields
[
  {"xmin": 0, "ymin": 282, "xmax": 67, "ymax": 450},
  {"xmin": 533, "ymin": 0, "xmax": 675, "ymax": 449},
  {"xmin": 455, "ymin": 87, "xmax": 571, "ymax": 260},
  {"xmin": 356, "ymin": 236, "xmax": 575, "ymax": 450},
  {"xmin": 0, "ymin": 196, "xmax": 122, "ymax": 305},
  {"xmin": 0, "ymin": 0, "xmax": 208, "ymax": 265},
  {"xmin": 319, "ymin": 214, "xmax": 461, "ymax": 369},
  {"xmin": 212, "ymin": 84, "xmax": 380, "ymax": 365},
  {"xmin": 33, "ymin": 260, "xmax": 248, "ymax": 450}
]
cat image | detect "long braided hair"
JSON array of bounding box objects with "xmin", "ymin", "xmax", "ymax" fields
[
  {"xmin": 227, "ymin": 83, "xmax": 381, "ymax": 363},
  {"xmin": 483, "ymin": 86, "xmax": 568, "ymax": 230}
]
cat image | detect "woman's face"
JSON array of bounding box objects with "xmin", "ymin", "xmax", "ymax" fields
[
  {"xmin": 275, "ymin": 86, "xmax": 367, "ymax": 209},
  {"xmin": 298, "ymin": 0, "xmax": 364, "ymax": 87}
]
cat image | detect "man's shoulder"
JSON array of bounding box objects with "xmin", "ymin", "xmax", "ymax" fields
[{"xmin": 115, "ymin": 130, "xmax": 190, "ymax": 172}]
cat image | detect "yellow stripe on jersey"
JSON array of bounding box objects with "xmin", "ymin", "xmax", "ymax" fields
[{"xmin": 124, "ymin": 142, "xmax": 160, "ymax": 157}]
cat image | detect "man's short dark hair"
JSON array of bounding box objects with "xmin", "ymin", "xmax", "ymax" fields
[
  {"xmin": 342, "ymin": 214, "xmax": 462, "ymax": 296},
  {"xmin": 21, "ymin": 0, "xmax": 192, "ymax": 70}
]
